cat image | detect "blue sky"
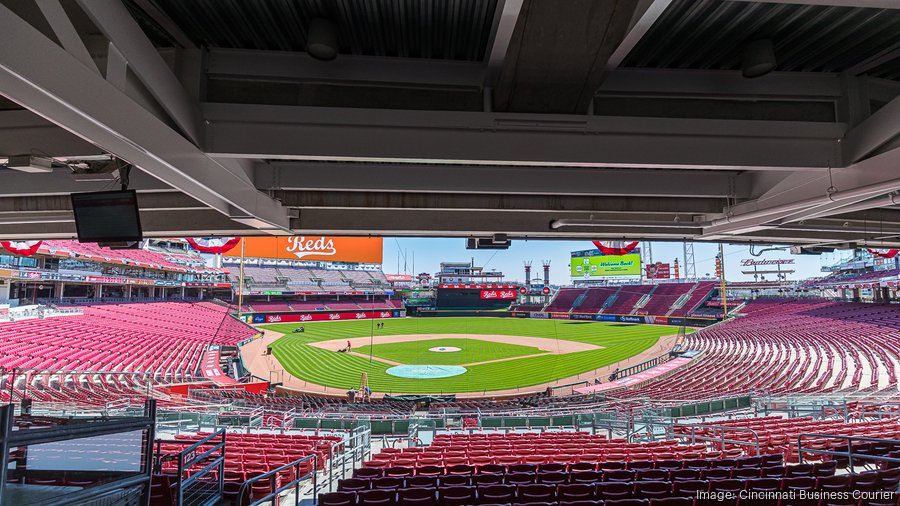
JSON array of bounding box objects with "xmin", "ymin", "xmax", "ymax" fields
[{"xmin": 382, "ymin": 238, "xmax": 829, "ymax": 285}]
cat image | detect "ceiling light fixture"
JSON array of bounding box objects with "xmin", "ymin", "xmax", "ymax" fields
[
  {"xmin": 306, "ymin": 18, "xmax": 339, "ymax": 61},
  {"xmin": 742, "ymin": 39, "xmax": 776, "ymax": 78}
]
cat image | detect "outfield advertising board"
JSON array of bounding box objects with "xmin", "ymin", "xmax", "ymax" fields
[
  {"xmin": 569, "ymin": 313, "xmax": 595, "ymax": 321},
  {"xmin": 530, "ymin": 312, "xmax": 549, "ymax": 319},
  {"xmin": 263, "ymin": 310, "xmax": 394, "ymax": 323},
  {"xmin": 570, "ymin": 248, "xmax": 641, "ymax": 277}
]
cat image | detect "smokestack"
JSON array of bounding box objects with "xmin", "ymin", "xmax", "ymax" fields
[
  {"xmin": 524, "ymin": 261, "xmax": 532, "ymax": 286},
  {"xmin": 542, "ymin": 260, "xmax": 551, "ymax": 286}
]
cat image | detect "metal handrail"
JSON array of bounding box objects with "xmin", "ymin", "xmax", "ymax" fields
[
  {"xmin": 236, "ymin": 454, "xmax": 318, "ymax": 506},
  {"xmin": 797, "ymin": 433, "xmax": 900, "ymax": 472},
  {"xmin": 673, "ymin": 422, "xmax": 761, "ymax": 456},
  {"xmin": 154, "ymin": 429, "xmax": 226, "ymax": 506},
  {"xmin": 324, "ymin": 426, "xmax": 372, "ymax": 492}
]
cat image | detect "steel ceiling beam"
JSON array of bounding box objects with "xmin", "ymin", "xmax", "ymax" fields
[
  {"xmin": 0, "ymin": 110, "xmax": 101, "ymax": 160},
  {"xmin": 700, "ymin": 140, "xmax": 900, "ymax": 238},
  {"xmin": 725, "ymin": 0, "xmax": 900, "ymax": 8},
  {"xmin": 257, "ymin": 162, "xmax": 744, "ymax": 198},
  {"xmin": 272, "ymin": 190, "xmax": 724, "ymax": 214},
  {"xmin": 206, "ymin": 49, "xmax": 486, "ymax": 88},
  {"xmin": 0, "ymin": 209, "xmax": 255, "ymax": 240},
  {"xmin": 0, "ymin": 168, "xmax": 171, "ymax": 197},
  {"xmin": 598, "ymin": 69, "xmax": 842, "ymax": 99},
  {"xmin": 35, "ymin": 0, "xmax": 99, "ymax": 75},
  {"xmin": 205, "ymin": 103, "xmax": 842, "ymax": 171},
  {"xmin": 842, "ymin": 91, "xmax": 900, "ymax": 163},
  {"xmin": 0, "ymin": 4, "xmax": 291, "ymax": 232},
  {"xmin": 74, "ymin": 0, "xmax": 203, "ymax": 145},
  {"xmin": 606, "ymin": 0, "xmax": 674, "ymax": 70},
  {"xmin": 129, "ymin": 0, "xmax": 197, "ymax": 50},
  {"xmin": 291, "ymin": 208, "xmax": 702, "ymax": 238},
  {"xmin": 483, "ymin": 0, "xmax": 525, "ymax": 86}
]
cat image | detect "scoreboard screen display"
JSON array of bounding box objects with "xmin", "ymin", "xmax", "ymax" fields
[
  {"xmin": 436, "ymin": 284, "xmax": 517, "ymax": 310},
  {"xmin": 571, "ymin": 248, "xmax": 641, "ymax": 277}
]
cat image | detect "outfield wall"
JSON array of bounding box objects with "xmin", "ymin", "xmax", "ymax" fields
[
  {"xmin": 417, "ymin": 309, "xmax": 718, "ymax": 327},
  {"xmin": 236, "ymin": 309, "xmax": 406, "ymax": 324}
]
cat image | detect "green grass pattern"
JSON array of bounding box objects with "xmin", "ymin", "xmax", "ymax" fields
[
  {"xmin": 262, "ymin": 318, "xmax": 679, "ymax": 394},
  {"xmin": 355, "ymin": 338, "xmax": 547, "ymax": 366}
]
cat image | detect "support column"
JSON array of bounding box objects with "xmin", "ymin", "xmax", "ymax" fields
[
  {"xmin": 97, "ymin": 284, "xmax": 102, "ymax": 299},
  {"xmin": 58, "ymin": 282, "xmax": 64, "ymax": 301}
]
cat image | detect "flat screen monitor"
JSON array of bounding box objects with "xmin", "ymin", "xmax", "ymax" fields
[{"xmin": 70, "ymin": 190, "xmax": 142, "ymax": 243}]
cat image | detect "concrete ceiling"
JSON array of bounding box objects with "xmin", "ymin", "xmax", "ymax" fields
[{"xmin": 3, "ymin": 0, "xmax": 900, "ymax": 249}]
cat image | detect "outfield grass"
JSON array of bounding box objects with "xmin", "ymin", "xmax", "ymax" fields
[
  {"xmin": 355, "ymin": 338, "xmax": 547, "ymax": 366},
  {"xmin": 261, "ymin": 318, "xmax": 681, "ymax": 394}
]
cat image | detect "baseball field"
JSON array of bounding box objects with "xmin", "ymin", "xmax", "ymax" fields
[{"xmin": 258, "ymin": 317, "xmax": 686, "ymax": 394}]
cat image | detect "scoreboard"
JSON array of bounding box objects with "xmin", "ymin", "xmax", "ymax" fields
[{"xmin": 436, "ymin": 284, "xmax": 518, "ymax": 310}]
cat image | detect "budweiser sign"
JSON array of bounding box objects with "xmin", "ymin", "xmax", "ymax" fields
[
  {"xmin": 286, "ymin": 236, "xmax": 336, "ymax": 259},
  {"xmin": 740, "ymin": 259, "xmax": 795, "ymax": 267}
]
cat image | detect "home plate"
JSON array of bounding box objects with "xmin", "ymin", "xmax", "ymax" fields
[{"xmin": 429, "ymin": 346, "xmax": 461, "ymax": 352}]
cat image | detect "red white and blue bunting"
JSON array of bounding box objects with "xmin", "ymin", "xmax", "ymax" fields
[
  {"xmin": 0, "ymin": 240, "xmax": 43, "ymax": 256},
  {"xmin": 867, "ymin": 248, "xmax": 900, "ymax": 259},
  {"xmin": 591, "ymin": 240, "xmax": 639, "ymax": 256},
  {"xmin": 186, "ymin": 237, "xmax": 241, "ymax": 254}
]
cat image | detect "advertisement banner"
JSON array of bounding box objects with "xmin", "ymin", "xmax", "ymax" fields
[
  {"xmin": 252, "ymin": 314, "xmax": 266, "ymax": 324},
  {"xmin": 570, "ymin": 248, "xmax": 641, "ymax": 277},
  {"xmin": 530, "ymin": 312, "xmax": 549, "ymax": 319},
  {"xmin": 618, "ymin": 315, "xmax": 644, "ymax": 323},
  {"xmin": 644, "ymin": 262, "xmax": 671, "ymax": 279},
  {"xmin": 385, "ymin": 274, "xmax": 413, "ymax": 282},
  {"xmin": 264, "ymin": 310, "xmax": 394, "ymax": 324},
  {"xmin": 596, "ymin": 314, "xmax": 618, "ymax": 322},
  {"xmin": 645, "ymin": 316, "xmax": 668, "ymax": 325},
  {"xmin": 479, "ymin": 289, "xmax": 517, "ymax": 300},
  {"xmin": 513, "ymin": 312, "xmax": 530, "ymax": 318},
  {"xmin": 570, "ymin": 313, "xmax": 595, "ymax": 321},
  {"xmin": 551, "ymin": 313, "xmax": 571, "ymax": 320},
  {"xmin": 667, "ymin": 317, "xmax": 685, "ymax": 326},
  {"xmin": 225, "ymin": 236, "xmax": 383, "ymax": 263},
  {"xmin": 86, "ymin": 275, "xmax": 126, "ymax": 284}
]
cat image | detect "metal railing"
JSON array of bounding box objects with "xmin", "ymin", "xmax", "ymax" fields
[
  {"xmin": 673, "ymin": 422, "xmax": 761, "ymax": 456},
  {"xmin": 324, "ymin": 426, "xmax": 372, "ymax": 493},
  {"xmin": 249, "ymin": 406, "xmax": 264, "ymax": 428},
  {"xmin": 797, "ymin": 433, "xmax": 900, "ymax": 473},
  {"xmin": 237, "ymin": 454, "xmax": 318, "ymax": 506},
  {"xmin": 154, "ymin": 429, "xmax": 226, "ymax": 506}
]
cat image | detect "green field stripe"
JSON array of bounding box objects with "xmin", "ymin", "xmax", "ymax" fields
[{"xmin": 263, "ymin": 318, "xmax": 681, "ymax": 393}]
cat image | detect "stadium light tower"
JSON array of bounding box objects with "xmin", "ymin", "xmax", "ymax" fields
[{"xmin": 683, "ymin": 242, "xmax": 696, "ymax": 281}]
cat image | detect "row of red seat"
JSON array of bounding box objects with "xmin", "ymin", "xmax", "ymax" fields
[{"xmin": 619, "ymin": 299, "xmax": 900, "ymax": 399}]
